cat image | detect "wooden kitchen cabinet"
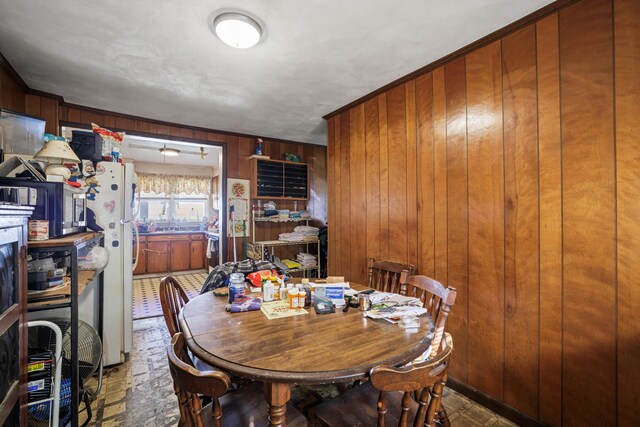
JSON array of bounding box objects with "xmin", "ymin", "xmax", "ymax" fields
[
  {"xmin": 170, "ymin": 239, "xmax": 191, "ymax": 271},
  {"xmin": 145, "ymin": 240, "xmax": 169, "ymax": 274},
  {"xmin": 133, "ymin": 237, "xmax": 147, "ymax": 275},
  {"xmin": 190, "ymin": 237, "xmax": 205, "ymax": 270},
  {"xmin": 134, "ymin": 233, "xmax": 207, "ymax": 275}
]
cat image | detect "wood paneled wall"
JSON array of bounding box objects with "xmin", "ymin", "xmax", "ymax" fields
[{"xmin": 327, "ymin": 0, "xmax": 639, "ymax": 425}]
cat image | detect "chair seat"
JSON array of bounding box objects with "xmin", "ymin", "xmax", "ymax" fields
[
  {"xmin": 312, "ymin": 381, "xmax": 418, "ymax": 427},
  {"xmin": 197, "ymin": 382, "xmax": 308, "ymax": 427}
]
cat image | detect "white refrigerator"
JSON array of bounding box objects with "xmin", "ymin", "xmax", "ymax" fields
[{"xmin": 84, "ymin": 162, "xmax": 137, "ymax": 366}]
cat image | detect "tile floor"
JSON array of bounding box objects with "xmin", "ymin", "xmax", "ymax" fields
[
  {"xmin": 132, "ymin": 271, "xmax": 208, "ymax": 320},
  {"xmin": 80, "ymin": 315, "xmax": 519, "ymax": 426}
]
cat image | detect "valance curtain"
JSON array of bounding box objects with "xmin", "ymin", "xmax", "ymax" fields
[{"xmin": 138, "ymin": 173, "xmax": 211, "ymax": 195}]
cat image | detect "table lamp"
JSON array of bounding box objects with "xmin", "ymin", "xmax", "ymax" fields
[{"xmin": 34, "ymin": 137, "xmax": 80, "ymax": 180}]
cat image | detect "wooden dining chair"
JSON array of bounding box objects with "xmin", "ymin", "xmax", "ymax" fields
[
  {"xmin": 160, "ymin": 276, "xmax": 190, "ymax": 337},
  {"xmin": 399, "ymin": 272, "xmax": 457, "ymax": 360},
  {"xmin": 367, "ymin": 258, "xmax": 416, "ymax": 293},
  {"xmin": 312, "ymin": 333, "xmax": 453, "ymax": 427},
  {"xmin": 400, "ymin": 272, "xmax": 457, "ymax": 426},
  {"xmin": 167, "ymin": 332, "xmax": 308, "ymax": 427}
]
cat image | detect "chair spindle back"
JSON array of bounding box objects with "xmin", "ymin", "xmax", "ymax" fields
[
  {"xmin": 368, "ymin": 258, "xmax": 416, "ymax": 294},
  {"xmin": 399, "ymin": 273, "xmax": 456, "ymax": 359},
  {"xmin": 160, "ymin": 276, "xmax": 190, "ymax": 337}
]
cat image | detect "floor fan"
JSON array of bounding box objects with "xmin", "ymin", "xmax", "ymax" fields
[{"xmin": 29, "ymin": 318, "xmax": 103, "ymax": 427}]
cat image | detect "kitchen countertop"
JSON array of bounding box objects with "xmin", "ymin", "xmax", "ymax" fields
[{"xmin": 138, "ymin": 230, "xmax": 207, "ymax": 236}]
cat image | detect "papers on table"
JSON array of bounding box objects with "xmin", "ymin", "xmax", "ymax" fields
[
  {"xmin": 261, "ymin": 300, "xmax": 309, "ymax": 320},
  {"xmin": 364, "ymin": 306, "xmax": 428, "ymax": 324}
]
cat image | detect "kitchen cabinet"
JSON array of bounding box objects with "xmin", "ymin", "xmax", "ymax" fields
[
  {"xmin": 133, "ymin": 237, "xmax": 146, "ymax": 276},
  {"xmin": 251, "ymin": 159, "xmax": 309, "ymax": 200},
  {"xmin": 134, "ymin": 233, "xmax": 207, "ymax": 275},
  {"xmin": 169, "ymin": 239, "xmax": 191, "ymax": 271},
  {"xmin": 190, "ymin": 234, "xmax": 205, "ymax": 270},
  {"xmin": 145, "ymin": 240, "xmax": 169, "ymax": 274}
]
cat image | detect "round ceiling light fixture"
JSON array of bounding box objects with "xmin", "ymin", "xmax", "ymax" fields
[
  {"xmin": 160, "ymin": 145, "xmax": 180, "ymax": 156},
  {"xmin": 213, "ymin": 12, "xmax": 262, "ymax": 49}
]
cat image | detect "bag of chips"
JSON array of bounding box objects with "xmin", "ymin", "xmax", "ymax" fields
[{"xmin": 91, "ymin": 123, "xmax": 124, "ymax": 161}]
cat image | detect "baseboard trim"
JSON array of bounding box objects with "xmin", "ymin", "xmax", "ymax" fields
[{"xmin": 447, "ymin": 377, "xmax": 548, "ymax": 427}]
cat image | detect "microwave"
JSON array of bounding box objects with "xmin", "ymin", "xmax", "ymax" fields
[{"xmin": 0, "ymin": 178, "xmax": 86, "ymax": 237}]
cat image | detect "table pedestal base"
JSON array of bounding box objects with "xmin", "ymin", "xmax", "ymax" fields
[{"xmin": 264, "ymin": 382, "xmax": 291, "ymax": 427}]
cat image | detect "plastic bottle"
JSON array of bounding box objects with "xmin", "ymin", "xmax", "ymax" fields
[
  {"xmin": 228, "ymin": 273, "xmax": 246, "ymax": 304},
  {"xmin": 297, "ymin": 289, "xmax": 306, "ymax": 309},
  {"xmin": 279, "ymin": 284, "xmax": 289, "ymax": 301},
  {"xmin": 263, "ymin": 281, "xmax": 275, "ymax": 302},
  {"xmin": 288, "ymin": 288, "xmax": 299, "ymax": 309}
]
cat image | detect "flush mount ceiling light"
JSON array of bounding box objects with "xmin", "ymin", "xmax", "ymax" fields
[
  {"xmin": 160, "ymin": 145, "xmax": 180, "ymax": 156},
  {"xmin": 213, "ymin": 12, "xmax": 262, "ymax": 49}
]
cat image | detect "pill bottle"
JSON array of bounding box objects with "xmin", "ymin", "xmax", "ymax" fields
[
  {"xmin": 288, "ymin": 288, "xmax": 299, "ymax": 309},
  {"xmin": 297, "ymin": 289, "xmax": 306, "ymax": 309},
  {"xmin": 273, "ymin": 283, "xmax": 280, "ymax": 300}
]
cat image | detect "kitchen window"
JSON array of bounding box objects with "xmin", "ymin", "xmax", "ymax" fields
[{"xmin": 137, "ymin": 192, "xmax": 209, "ymax": 222}]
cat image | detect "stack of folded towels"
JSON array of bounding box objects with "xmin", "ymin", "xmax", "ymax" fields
[
  {"xmin": 294, "ymin": 225, "xmax": 319, "ymax": 241},
  {"xmin": 297, "ymin": 252, "xmax": 317, "ymax": 268},
  {"xmin": 279, "ymin": 232, "xmax": 304, "ymax": 242}
]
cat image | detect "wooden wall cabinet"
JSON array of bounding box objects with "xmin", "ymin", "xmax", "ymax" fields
[{"xmin": 251, "ymin": 159, "xmax": 309, "ymax": 200}]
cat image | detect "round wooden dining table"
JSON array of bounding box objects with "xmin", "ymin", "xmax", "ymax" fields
[{"xmin": 179, "ymin": 286, "xmax": 435, "ymax": 427}]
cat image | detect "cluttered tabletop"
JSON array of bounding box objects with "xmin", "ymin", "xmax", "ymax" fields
[{"xmin": 179, "ymin": 272, "xmax": 435, "ymax": 383}]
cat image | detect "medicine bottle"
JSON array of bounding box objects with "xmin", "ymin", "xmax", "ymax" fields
[
  {"xmin": 288, "ymin": 288, "xmax": 298, "ymax": 309},
  {"xmin": 297, "ymin": 289, "xmax": 306, "ymax": 309}
]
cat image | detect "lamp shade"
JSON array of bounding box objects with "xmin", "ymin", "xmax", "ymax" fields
[{"xmin": 34, "ymin": 139, "xmax": 80, "ymax": 164}]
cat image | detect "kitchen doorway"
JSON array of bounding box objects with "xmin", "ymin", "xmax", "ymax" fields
[{"xmin": 60, "ymin": 126, "xmax": 225, "ymax": 358}]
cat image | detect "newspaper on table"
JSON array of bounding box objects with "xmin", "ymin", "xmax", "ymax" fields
[{"xmin": 364, "ymin": 306, "xmax": 428, "ymax": 324}]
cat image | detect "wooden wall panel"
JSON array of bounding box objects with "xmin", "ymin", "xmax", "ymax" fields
[
  {"xmin": 415, "ymin": 73, "xmax": 435, "ymax": 277},
  {"xmin": 614, "ymin": 0, "xmax": 640, "ymax": 424},
  {"xmin": 465, "ymin": 42, "xmax": 504, "ymax": 397},
  {"xmin": 349, "ymin": 105, "xmax": 367, "ymax": 282},
  {"xmin": 559, "ymin": 0, "xmax": 616, "ymax": 424},
  {"xmin": 432, "ymin": 67, "xmax": 448, "ymax": 285},
  {"xmin": 364, "ymin": 98, "xmax": 381, "ymax": 263},
  {"xmin": 378, "ymin": 93, "xmax": 390, "ymax": 262},
  {"xmin": 405, "ymin": 81, "xmax": 418, "ymax": 270},
  {"xmin": 339, "ymin": 112, "xmax": 352, "ymax": 277},
  {"xmin": 0, "ymin": 67, "xmax": 25, "ymax": 112},
  {"xmin": 444, "ymin": 58, "xmax": 468, "ymax": 382},
  {"xmin": 386, "ymin": 85, "xmax": 408, "ymax": 264},
  {"xmin": 501, "ymin": 25, "xmax": 539, "ymax": 415},
  {"xmin": 326, "ymin": 0, "xmax": 638, "ymax": 424},
  {"xmin": 536, "ymin": 13, "xmax": 563, "ymax": 427},
  {"xmin": 329, "ymin": 116, "xmax": 341, "ymax": 275}
]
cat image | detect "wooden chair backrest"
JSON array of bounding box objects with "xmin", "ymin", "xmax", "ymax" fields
[
  {"xmin": 167, "ymin": 333, "xmax": 232, "ymax": 427},
  {"xmin": 368, "ymin": 258, "xmax": 416, "ymax": 294},
  {"xmin": 370, "ymin": 333, "xmax": 453, "ymax": 427},
  {"xmin": 399, "ymin": 273, "xmax": 456, "ymax": 359},
  {"xmin": 160, "ymin": 276, "xmax": 190, "ymax": 337}
]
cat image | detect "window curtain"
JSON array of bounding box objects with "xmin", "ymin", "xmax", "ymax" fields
[{"xmin": 138, "ymin": 173, "xmax": 212, "ymax": 195}]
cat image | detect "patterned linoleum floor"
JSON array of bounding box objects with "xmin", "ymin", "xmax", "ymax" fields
[
  {"xmin": 132, "ymin": 271, "xmax": 208, "ymax": 320},
  {"xmin": 80, "ymin": 315, "xmax": 519, "ymax": 426}
]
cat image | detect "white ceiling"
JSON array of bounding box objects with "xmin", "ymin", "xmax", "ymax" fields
[{"xmin": 0, "ymin": 0, "xmax": 554, "ymax": 145}]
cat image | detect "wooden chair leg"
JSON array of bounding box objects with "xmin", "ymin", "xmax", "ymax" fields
[{"xmin": 436, "ymin": 401, "xmax": 450, "ymax": 427}]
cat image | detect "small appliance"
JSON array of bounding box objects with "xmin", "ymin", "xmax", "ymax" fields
[{"xmin": 0, "ymin": 178, "xmax": 86, "ymax": 237}]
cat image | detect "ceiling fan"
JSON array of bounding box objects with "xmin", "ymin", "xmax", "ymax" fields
[{"xmin": 128, "ymin": 143, "xmax": 209, "ymax": 158}]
